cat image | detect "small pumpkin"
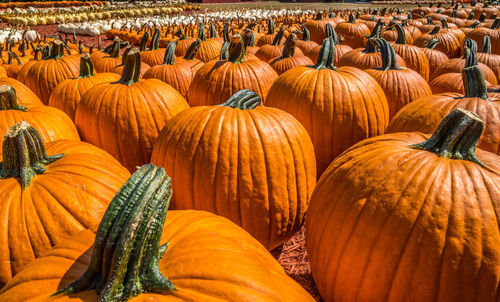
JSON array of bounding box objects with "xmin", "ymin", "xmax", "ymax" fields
[
  {"xmin": 421, "ymin": 38, "xmax": 449, "ymax": 75},
  {"xmin": 335, "ymin": 13, "xmax": 371, "ymax": 49},
  {"xmin": 392, "ymin": 23, "xmax": 430, "ymax": 81},
  {"xmin": 256, "ymin": 27, "xmax": 303, "ymax": 62},
  {"xmin": 139, "ymin": 28, "xmax": 166, "ymax": 67},
  {"xmin": 194, "ymin": 22, "xmax": 223, "ymax": 63},
  {"xmin": 269, "ymin": 33, "xmax": 314, "ymax": 75}
]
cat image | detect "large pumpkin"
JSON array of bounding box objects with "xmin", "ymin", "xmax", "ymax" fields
[
  {"xmin": 392, "ymin": 23, "xmax": 430, "ymax": 81},
  {"xmin": 334, "ymin": 13, "xmax": 370, "ymax": 49},
  {"xmin": 75, "ymin": 48, "xmax": 189, "ymax": 172},
  {"xmin": 388, "ymin": 55, "xmax": 500, "ymax": 156},
  {"xmin": 0, "ymin": 121, "xmax": 130, "ymax": 287},
  {"xmin": 151, "ymin": 90, "xmax": 316, "ymax": 250},
  {"xmin": 187, "ymin": 35, "xmax": 278, "ymax": 106},
  {"xmin": 0, "ymin": 164, "xmax": 314, "ymax": 302},
  {"xmin": 48, "ymin": 54, "xmax": 120, "ymax": 121},
  {"xmin": 306, "ymin": 108, "xmax": 500, "ymax": 302},
  {"xmin": 139, "ymin": 29, "xmax": 166, "ymax": 67},
  {"xmin": 337, "ymin": 38, "xmax": 406, "ymax": 70},
  {"xmin": 266, "ymin": 37, "xmax": 389, "ymax": 175},
  {"xmin": 194, "ymin": 22, "xmax": 223, "ymax": 63},
  {"xmin": 18, "ymin": 40, "xmax": 80, "ymax": 104},
  {"xmin": 365, "ymin": 38, "xmax": 431, "ymax": 119}
]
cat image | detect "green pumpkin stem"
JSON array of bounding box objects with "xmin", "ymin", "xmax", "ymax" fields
[
  {"xmin": 139, "ymin": 31, "xmax": 149, "ymax": 52},
  {"xmin": 395, "ymin": 23, "xmax": 407, "ymax": 44},
  {"xmin": 462, "ymin": 64, "xmax": 488, "ymax": 100},
  {"xmin": 364, "ymin": 38, "xmax": 377, "ymax": 53},
  {"xmin": 197, "ymin": 23, "xmax": 206, "ymax": 41},
  {"xmin": 53, "ymin": 164, "xmax": 174, "ymax": 301},
  {"xmin": 149, "ymin": 29, "xmax": 161, "ymax": 51},
  {"xmin": 0, "ymin": 85, "xmax": 26, "ymax": 111},
  {"xmin": 411, "ymin": 109, "xmax": 485, "ymax": 166},
  {"xmin": 492, "ymin": 18, "xmax": 500, "ymax": 29},
  {"xmin": 425, "ymin": 39, "xmax": 440, "ymax": 49},
  {"xmin": 464, "ymin": 38, "xmax": 478, "ymax": 63},
  {"xmin": 109, "ymin": 38, "xmax": 121, "ymax": 58},
  {"xmin": 325, "ymin": 23, "xmax": 338, "ymax": 44},
  {"xmin": 209, "ymin": 22, "xmax": 218, "ymax": 38},
  {"xmin": 227, "ymin": 35, "xmax": 245, "ymax": 64},
  {"xmin": 243, "ymin": 29, "xmax": 255, "ymax": 47},
  {"xmin": 375, "ymin": 38, "xmax": 402, "ymax": 70},
  {"xmin": 78, "ymin": 53, "xmax": 96, "ymax": 78},
  {"xmin": 430, "ymin": 25, "xmax": 441, "ymax": 35},
  {"xmin": 0, "ymin": 121, "xmax": 64, "ymax": 188},
  {"xmin": 482, "ymin": 36, "xmax": 492, "ymax": 54},
  {"xmin": 221, "ymin": 89, "xmax": 261, "ymax": 109},
  {"xmin": 300, "ymin": 25, "xmax": 311, "ymax": 41},
  {"xmin": 162, "ymin": 41, "xmax": 177, "ymax": 65},
  {"xmin": 183, "ymin": 39, "xmax": 201, "ymax": 60},
  {"xmin": 267, "ymin": 19, "xmax": 275, "ymax": 35},
  {"xmin": 348, "ymin": 13, "xmax": 355, "ymax": 23},
  {"xmin": 369, "ymin": 19, "xmax": 384, "ymax": 38},
  {"xmin": 313, "ymin": 37, "xmax": 336, "ymax": 70},
  {"xmin": 469, "ymin": 21, "xmax": 480, "ymax": 29},
  {"xmin": 467, "ymin": 12, "xmax": 475, "ymax": 20},
  {"xmin": 116, "ymin": 48, "xmax": 141, "ymax": 85},
  {"xmin": 47, "ymin": 40, "xmax": 65, "ymax": 59},
  {"xmin": 272, "ymin": 27, "xmax": 285, "ymax": 46},
  {"xmin": 479, "ymin": 13, "xmax": 486, "ymax": 23}
]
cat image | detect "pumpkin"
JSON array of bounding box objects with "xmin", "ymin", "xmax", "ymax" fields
[
  {"xmin": 365, "ymin": 38, "xmax": 431, "ymax": 119},
  {"xmin": 242, "ymin": 28, "xmax": 260, "ymax": 55},
  {"xmin": 0, "ymin": 65, "xmax": 6, "ymax": 78},
  {"xmin": 421, "ymin": 38, "xmax": 449, "ymax": 75},
  {"xmin": 256, "ymin": 28, "xmax": 303, "ymax": 62},
  {"xmin": 173, "ymin": 28, "xmax": 197, "ymax": 57},
  {"xmin": 18, "ymin": 40, "xmax": 79, "ymax": 104},
  {"xmin": 306, "ymin": 23, "xmax": 352, "ymax": 65},
  {"xmin": 0, "ymin": 164, "xmax": 314, "ymax": 301},
  {"xmin": 49, "ymin": 54, "xmax": 119, "ymax": 121},
  {"xmin": 334, "ymin": 13, "xmax": 370, "ymax": 49},
  {"xmin": 295, "ymin": 25, "xmax": 319, "ymax": 54},
  {"xmin": 381, "ymin": 20, "xmax": 414, "ymax": 44},
  {"xmin": 0, "ymin": 121, "xmax": 130, "ymax": 287},
  {"xmin": 0, "ymin": 85, "xmax": 79, "ymax": 160},
  {"xmin": 477, "ymin": 36, "xmax": 500, "ymax": 81},
  {"xmin": 392, "ymin": 23, "xmax": 430, "ymax": 81},
  {"xmin": 466, "ymin": 18, "xmax": 500, "ymax": 54},
  {"xmin": 90, "ymin": 38, "xmax": 124, "ymax": 73},
  {"xmin": 430, "ymin": 38, "xmax": 497, "ymax": 85},
  {"xmin": 110, "ymin": 45, "xmax": 151, "ymax": 78},
  {"xmin": 266, "ymin": 37, "xmax": 389, "ymax": 175},
  {"xmin": 194, "ymin": 22, "xmax": 223, "ymax": 63},
  {"xmin": 306, "ymin": 108, "xmax": 500, "ymax": 302},
  {"xmin": 337, "ymin": 38, "xmax": 406, "ymax": 70},
  {"xmin": 75, "ymin": 48, "xmax": 189, "ymax": 172},
  {"xmin": 414, "ymin": 24, "xmax": 463, "ymax": 58},
  {"xmin": 429, "ymin": 72, "xmax": 492, "ymax": 94},
  {"xmin": 269, "ymin": 33, "xmax": 313, "ymax": 75},
  {"xmin": 139, "ymin": 29, "xmax": 166, "ymax": 67},
  {"xmin": 187, "ymin": 35, "xmax": 278, "ymax": 107},
  {"xmin": 0, "ymin": 77, "xmax": 42, "ymax": 107},
  {"xmin": 387, "ymin": 54, "xmax": 500, "ymax": 156},
  {"xmin": 304, "ymin": 12, "xmax": 338, "ymax": 44},
  {"xmin": 256, "ymin": 19, "xmax": 280, "ymax": 46},
  {"xmin": 151, "ymin": 90, "xmax": 316, "ymax": 250}
]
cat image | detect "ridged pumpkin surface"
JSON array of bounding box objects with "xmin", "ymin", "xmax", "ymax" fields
[
  {"xmin": 0, "ymin": 210, "xmax": 315, "ymax": 301},
  {"xmin": 0, "ymin": 138, "xmax": 130, "ymax": 287},
  {"xmin": 0, "ymin": 78, "xmax": 42, "ymax": 107},
  {"xmin": 151, "ymin": 94, "xmax": 316, "ymax": 250}
]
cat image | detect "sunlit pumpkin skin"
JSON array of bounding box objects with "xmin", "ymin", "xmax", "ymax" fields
[
  {"xmin": 0, "ymin": 65, "xmax": 7, "ymax": 78},
  {"xmin": 0, "ymin": 122, "xmax": 130, "ymax": 287},
  {"xmin": 304, "ymin": 13, "xmax": 338, "ymax": 44},
  {"xmin": 193, "ymin": 23, "xmax": 223, "ymax": 63},
  {"xmin": 466, "ymin": 18, "xmax": 500, "ymax": 54},
  {"xmin": 388, "ymin": 62, "xmax": 500, "ymax": 156},
  {"xmin": 366, "ymin": 39, "xmax": 431, "ymax": 119},
  {"xmin": 431, "ymin": 53, "xmax": 498, "ymax": 84},
  {"xmin": 337, "ymin": 39, "xmax": 406, "ymax": 70},
  {"xmin": 91, "ymin": 39, "xmax": 122, "ymax": 73},
  {"xmin": 306, "ymin": 108, "xmax": 500, "ymax": 302},
  {"xmin": 306, "ymin": 23, "xmax": 352, "ymax": 65},
  {"xmin": 392, "ymin": 24, "xmax": 430, "ymax": 81},
  {"xmin": 152, "ymin": 90, "xmax": 316, "ymax": 250},
  {"xmin": 139, "ymin": 29, "xmax": 166, "ymax": 67},
  {"xmin": 295, "ymin": 26, "xmax": 319, "ymax": 54},
  {"xmin": 19, "ymin": 41, "xmax": 80, "ymax": 104},
  {"xmin": 429, "ymin": 72, "xmax": 492, "ymax": 94},
  {"xmin": 75, "ymin": 49, "xmax": 189, "ymax": 172},
  {"xmin": 269, "ymin": 33, "xmax": 314, "ymax": 75},
  {"xmin": 266, "ymin": 37, "xmax": 389, "ymax": 176},
  {"xmin": 421, "ymin": 38, "xmax": 450, "ymax": 75},
  {"xmin": 188, "ymin": 35, "xmax": 278, "ymax": 106},
  {"xmin": 0, "ymin": 77, "xmax": 42, "ymax": 107},
  {"xmin": 414, "ymin": 25, "xmax": 463, "ymax": 58},
  {"xmin": 0, "ymin": 85, "xmax": 79, "ymax": 162},
  {"xmin": 143, "ymin": 40, "xmax": 204, "ymax": 97},
  {"xmin": 0, "ymin": 164, "xmax": 314, "ymax": 302},
  {"xmin": 48, "ymin": 54, "xmax": 120, "ymax": 121},
  {"xmin": 255, "ymin": 29, "xmax": 303, "ymax": 62},
  {"xmin": 334, "ymin": 14, "xmax": 370, "ymax": 49}
]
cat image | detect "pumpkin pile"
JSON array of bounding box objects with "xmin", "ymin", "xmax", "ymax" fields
[{"xmin": 0, "ymin": 2, "xmax": 498, "ymax": 302}]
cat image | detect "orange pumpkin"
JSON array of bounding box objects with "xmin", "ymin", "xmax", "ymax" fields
[
  {"xmin": 75, "ymin": 48, "xmax": 189, "ymax": 172},
  {"xmin": 421, "ymin": 38, "xmax": 449, "ymax": 75},
  {"xmin": 256, "ymin": 28, "xmax": 303, "ymax": 62},
  {"xmin": 139, "ymin": 29, "xmax": 166, "ymax": 67},
  {"xmin": 0, "ymin": 77, "xmax": 42, "ymax": 107},
  {"xmin": 18, "ymin": 40, "xmax": 80, "ymax": 104},
  {"xmin": 49, "ymin": 54, "xmax": 120, "ymax": 121},
  {"xmin": 304, "ymin": 12, "xmax": 338, "ymax": 44},
  {"xmin": 337, "ymin": 38, "xmax": 407, "ymax": 70},
  {"xmin": 151, "ymin": 90, "xmax": 316, "ymax": 250},
  {"xmin": 269, "ymin": 33, "xmax": 314, "ymax": 75},
  {"xmin": 307, "ymin": 108, "xmax": 500, "ymax": 302},
  {"xmin": 0, "ymin": 164, "xmax": 314, "ymax": 302},
  {"xmin": 0, "ymin": 122, "xmax": 130, "ymax": 287},
  {"xmin": 335, "ymin": 13, "xmax": 370, "ymax": 49},
  {"xmin": 393, "ymin": 23, "xmax": 431, "ymax": 81},
  {"xmin": 194, "ymin": 23, "xmax": 223, "ymax": 63},
  {"xmin": 187, "ymin": 35, "xmax": 278, "ymax": 106},
  {"xmin": 266, "ymin": 37, "xmax": 389, "ymax": 175}
]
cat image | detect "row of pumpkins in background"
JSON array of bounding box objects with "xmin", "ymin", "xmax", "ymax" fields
[{"xmin": 0, "ymin": 2, "xmax": 498, "ymax": 301}]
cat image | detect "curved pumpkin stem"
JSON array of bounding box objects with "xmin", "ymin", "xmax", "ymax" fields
[
  {"xmin": 312, "ymin": 37, "xmax": 336, "ymax": 70},
  {"xmin": 492, "ymin": 18, "xmax": 500, "ymax": 30},
  {"xmin": 325, "ymin": 23, "xmax": 338, "ymax": 45},
  {"xmin": 220, "ymin": 23, "xmax": 231, "ymax": 60},
  {"xmin": 78, "ymin": 53, "xmax": 96, "ymax": 78},
  {"xmin": 0, "ymin": 121, "xmax": 64, "ymax": 188},
  {"xmin": 162, "ymin": 41, "xmax": 177, "ymax": 65},
  {"xmin": 272, "ymin": 27, "xmax": 285, "ymax": 46},
  {"xmin": 300, "ymin": 25, "xmax": 311, "ymax": 41},
  {"xmin": 221, "ymin": 89, "xmax": 262, "ymax": 109},
  {"xmin": 364, "ymin": 38, "xmax": 377, "ymax": 53},
  {"xmin": 482, "ymin": 36, "xmax": 492, "ymax": 54},
  {"xmin": 348, "ymin": 13, "xmax": 355, "ymax": 23},
  {"xmin": 462, "ymin": 56, "xmax": 488, "ymax": 100},
  {"xmin": 282, "ymin": 33, "xmax": 296, "ymax": 58},
  {"xmin": 53, "ymin": 164, "xmax": 174, "ymax": 301},
  {"xmin": 149, "ymin": 28, "xmax": 161, "ymax": 51},
  {"xmin": 430, "ymin": 25, "xmax": 441, "ymax": 35},
  {"xmin": 374, "ymin": 38, "xmax": 402, "ymax": 71},
  {"xmin": 267, "ymin": 19, "xmax": 275, "ymax": 35},
  {"xmin": 369, "ymin": 19, "xmax": 384, "ymax": 38},
  {"xmin": 464, "ymin": 38, "xmax": 478, "ymax": 63},
  {"xmin": 116, "ymin": 48, "xmax": 141, "ymax": 85},
  {"xmin": 228, "ymin": 34, "xmax": 245, "ymax": 64},
  {"xmin": 411, "ymin": 109, "xmax": 484, "ymax": 166},
  {"xmin": 197, "ymin": 22, "xmax": 207, "ymax": 42},
  {"xmin": 183, "ymin": 39, "xmax": 201, "ymax": 60},
  {"xmin": 425, "ymin": 39, "xmax": 440, "ymax": 49},
  {"xmin": 242, "ymin": 29, "xmax": 255, "ymax": 48},
  {"xmin": 394, "ymin": 23, "xmax": 407, "ymax": 45},
  {"xmin": 0, "ymin": 85, "xmax": 26, "ymax": 111},
  {"xmin": 139, "ymin": 31, "xmax": 150, "ymax": 52}
]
